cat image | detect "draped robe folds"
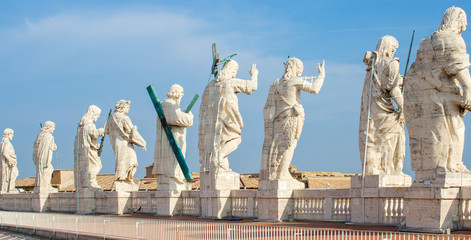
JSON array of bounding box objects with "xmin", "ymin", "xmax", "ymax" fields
[
  {"xmin": 33, "ymin": 132, "xmax": 57, "ymax": 191},
  {"xmin": 0, "ymin": 139, "xmax": 18, "ymax": 192},
  {"xmin": 261, "ymin": 78, "xmax": 306, "ymax": 180},
  {"xmin": 198, "ymin": 79, "xmax": 256, "ymax": 172},
  {"xmin": 404, "ymin": 31, "xmax": 471, "ymax": 173},
  {"xmin": 153, "ymin": 99, "xmax": 193, "ymax": 184},
  {"xmin": 359, "ymin": 57, "xmax": 405, "ymax": 175},
  {"xmin": 74, "ymin": 120, "xmax": 102, "ymax": 189},
  {"xmin": 105, "ymin": 112, "xmax": 146, "ymax": 182}
]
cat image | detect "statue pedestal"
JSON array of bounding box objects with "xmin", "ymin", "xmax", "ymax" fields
[
  {"xmin": 350, "ymin": 175, "xmax": 411, "ymax": 224},
  {"xmin": 32, "ymin": 193, "xmax": 50, "ymax": 212},
  {"xmin": 156, "ymin": 175, "xmax": 191, "ymax": 191},
  {"xmin": 113, "ymin": 181, "xmax": 140, "ymax": 192},
  {"xmin": 257, "ymin": 179, "xmax": 304, "ymax": 222},
  {"xmin": 95, "ymin": 191, "xmax": 132, "ymax": 214},
  {"xmin": 76, "ymin": 188, "xmax": 101, "ymax": 214},
  {"xmin": 200, "ymin": 169, "xmax": 240, "ymax": 218},
  {"xmin": 404, "ymin": 172, "xmax": 471, "ymax": 232},
  {"xmin": 413, "ymin": 171, "xmax": 471, "ymax": 187},
  {"xmin": 152, "ymin": 190, "xmax": 184, "ymax": 216},
  {"xmin": 405, "ymin": 187, "xmax": 461, "ymax": 232},
  {"xmin": 351, "ymin": 175, "xmax": 412, "ymax": 188}
]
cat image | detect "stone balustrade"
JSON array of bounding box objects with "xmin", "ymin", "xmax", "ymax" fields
[
  {"xmin": 0, "ymin": 184, "xmax": 469, "ymax": 232},
  {"xmin": 293, "ymin": 189, "xmax": 350, "ymax": 221},
  {"xmin": 181, "ymin": 190, "xmax": 200, "ymax": 216}
]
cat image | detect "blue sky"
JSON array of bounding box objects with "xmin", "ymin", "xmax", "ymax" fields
[{"xmin": 0, "ymin": 1, "xmax": 470, "ymax": 180}]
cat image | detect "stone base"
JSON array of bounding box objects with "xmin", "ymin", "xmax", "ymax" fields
[
  {"xmin": 95, "ymin": 191, "xmax": 132, "ymax": 214},
  {"xmin": 351, "ymin": 174, "xmax": 412, "ymax": 188},
  {"xmin": 32, "ymin": 193, "xmax": 50, "ymax": 212},
  {"xmin": 0, "ymin": 189, "xmax": 19, "ymax": 194},
  {"xmin": 153, "ymin": 190, "xmax": 183, "ymax": 216},
  {"xmin": 257, "ymin": 179, "xmax": 304, "ymax": 221},
  {"xmin": 199, "ymin": 169, "xmax": 240, "ymax": 218},
  {"xmin": 200, "ymin": 168, "xmax": 240, "ymax": 191},
  {"xmin": 156, "ymin": 175, "xmax": 191, "ymax": 191},
  {"xmin": 405, "ymin": 187, "xmax": 461, "ymax": 232},
  {"xmin": 33, "ymin": 186, "xmax": 58, "ymax": 194},
  {"xmin": 200, "ymin": 189, "xmax": 233, "ymax": 218},
  {"xmin": 113, "ymin": 181, "xmax": 140, "ymax": 192},
  {"xmin": 413, "ymin": 171, "xmax": 471, "ymax": 187},
  {"xmin": 76, "ymin": 188, "xmax": 101, "ymax": 214}
]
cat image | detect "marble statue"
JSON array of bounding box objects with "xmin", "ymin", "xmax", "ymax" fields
[
  {"xmin": 153, "ymin": 84, "xmax": 193, "ymax": 190},
  {"xmin": 74, "ymin": 105, "xmax": 105, "ymax": 190},
  {"xmin": 33, "ymin": 121, "xmax": 57, "ymax": 193},
  {"xmin": 404, "ymin": 7, "xmax": 471, "ymax": 179},
  {"xmin": 260, "ymin": 57, "xmax": 325, "ymax": 181},
  {"xmin": 359, "ymin": 36, "xmax": 406, "ymax": 176},
  {"xmin": 199, "ymin": 60, "xmax": 258, "ymax": 172},
  {"xmin": 105, "ymin": 100, "xmax": 146, "ymax": 188},
  {"xmin": 0, "ymin": 128, "xmax": 19, "ymax": 193}
]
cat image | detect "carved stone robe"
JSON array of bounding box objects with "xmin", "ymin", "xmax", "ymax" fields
[
  {"xmin": 199, "ymin": 78, "xmax": 256, "ymax": 171},
  {"xmin": 359, "ymin": 57, "xmax": 405, "ymax": 175},
  {"xmin": 0, "ymin": 139, "xmax": 18, "ymax": 193},
  {"xmin": 153, "ymin": 99, "xmax": 193, "ymax": 184},
  {"xmin": 261, "ymin": 77, "xmax": 307, "ymax": 180},
  {"xmin": 105, "ymin": 112, "xmax": 146, "ymax": 182},
  {"xmin": 74, "ymin": 119, "xmax": 102, "ymax": 189},
  {"xmin": 405, "ymin": 30, "xmax": 470, "ymax": 173},
  {"xmin": 33, "ymin": 131, "xmax": 57, "ymax": 192}
]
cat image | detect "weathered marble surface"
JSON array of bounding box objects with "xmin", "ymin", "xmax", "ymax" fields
[
  {"xmin": 199, "ymin": 60, "xmax": 258, "ymax": 174},
  {"xmin": 260, "ymin": 57, "xmax": 325, "ymax": 183},
  {"xmin": 74, "ymin": 105, "xmax": 105, "ymax": 191},
  {"xmin": 105, "ymin": 100, "xmax": 146, "ymax": 190},
  {"xmin": 153, "ymin": 84, "xmax": 193, "ymax": 191},
  {"xmin": 0, "ymin": 128, "xmax": 18, "ymax": 193},
  {"xmin": 359, "ymin": 36, "xmax": 406, "ymax": 176},
  {"xmin": 199, "ymin": 59, "xmax": 258, "ymax": 218},
  {"xmin": 404, "ymin": 7, "xmax": 471, "ymax": 185},
  {"xmin": 33, "ymin": 121, "xmax": 58, "ymax": 194}
]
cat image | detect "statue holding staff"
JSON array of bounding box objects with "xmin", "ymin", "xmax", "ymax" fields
[
  {"xmin": 74, "ymin": 105, "xmax": 105, "ymax": 190},
  {"xmin": 359, "ymin": 35, "xmax": 406, "ymax": 176}
]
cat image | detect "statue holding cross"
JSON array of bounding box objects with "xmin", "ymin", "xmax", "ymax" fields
[{"xmin": 199, "ymin": 48, "xmax": 258, "ymax": 174}]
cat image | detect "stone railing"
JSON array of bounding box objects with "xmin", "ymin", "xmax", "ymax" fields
[
  {"xmin": 381, "ymin": 197, "xmax": 404, "ymax": 225},
  {"xmin": 50, "ymin": 192, "xmax": 76, "ymax": 213},
  {"xmin": 231, "ymin": 189, "xmax": 258, "ymax": 218},
  {"xmin": 131, "ymin": 191, "xmax": 153, "ymax": 214},
  {"xmin": 0, "ymin": 194, "xmax": 33, "ymax": 212},
  {"xmin": 293, "ymin": 189, "xmax": 350, "ymax": 221},
  {"xmin": 0, "ymin": 187, "xmax": 412, "ymax": 226},
  {"xmin": 181, "ymin": 190, "xmax": 200, "ymax": 216},
  {"xmin": 460, "ymin": 187, "xmax": 471, "ymax": 229},
  {"xmin": 379, "ymin": 188, "xmax": 405, "ymax": 225}
]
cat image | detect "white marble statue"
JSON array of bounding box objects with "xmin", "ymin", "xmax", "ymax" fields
[
  {"xmin": 153, "ymin": 84, "xmax": 193, "ymax": 190},
  {"xmin": 404, "ymin": 7, "xmax": 471, "ymax": 178},
  {"xmin": 74, "ymin": 105, "xmax": 105, "ymax": 190},
  {"xmin": 359, "ymin": 36, "xmax": 406, "ymax": 176},
  {"xmin": 199, "ymin": 60, "xmax": 258, "ymax": 172},
  {"xmin": 105, "ymin": 100, "xmax": 146, "ymax": 187},
  {"xmin": 33, "ymin": 121, "xmax": 57, "ymax": 193},
  {"xmin": 0, "ymin": 128, "xmax": 19, "ymax": 193},
  {"xmin": 260, "ymin": 57, "xmax": 325, "ymax": 181}
]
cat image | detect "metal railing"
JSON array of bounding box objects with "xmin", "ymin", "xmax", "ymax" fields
[{"xmin": 0, "ymin": 210, "xmax": 471, "ymax": 239}]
